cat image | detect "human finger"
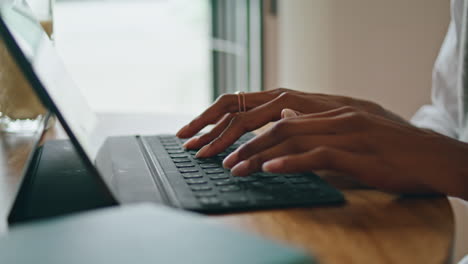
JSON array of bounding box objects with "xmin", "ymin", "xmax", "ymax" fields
[
  {"xmin": 281, "ymin": 108, "xmax": 301, "ymax": 118},
  {"xmin": 230, "ymin": 135, "xmax": 358, "ymax": 176},
  {"xmin": 177, "ymin": 91, "xmax": 279, "ymax": 138},
  {"xmin": 183, "ymin": 113, "xmax": 235, "ymax": 149},
  {"xmin": 262, "ymin": 146, "xmax": 375, "ymax": 178},
  {"xmin": 223, "ymin": 107, "xmax": 367, "ymax": 168},
  {"xmin": 194, "ymin": 94, "xmax": 297, "ymax": 158}
]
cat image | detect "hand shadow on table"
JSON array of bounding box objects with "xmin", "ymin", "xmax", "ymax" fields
[
  {"xmin": 317, "ymin": 170, "xmax": 444, "ymax": 198},
  {"xmin": 316, "ymin": 170, "xmax": 374, "ymax": 190}
]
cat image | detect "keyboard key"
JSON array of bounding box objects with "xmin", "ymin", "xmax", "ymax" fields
[
  {"xmin": 160, "ymin": 140, "xmax": 177, "ymax": 144},
  {"xmin": 209, "ymin": 174, "xmax": 229, "ymax": 180},
  {"xmin": 172, "ymin": 158, "xmax": 191, "ymax": 163},
  {"xmin": 215, "ymin": 179, "xmax": 234, "ymax": 186},
  {"xmin": 264, "ymin": 178, "xmax": 285, "ymax": 184},
  {"xmin": 227, "ymin": 196, "xmax": 249, "ymax": 205},
  {"xmin": 185, "ymin": 179, "xmax": 207, "ymax": 185},
  {"xmin": 162, "ymin": 142, "xmax": 179, "ymax": 147},
  {"xmin": 255, "ymin": 172, "xmax": 278, "ymax": 178},
  {"xmin": 284, "ymin": 174, "xmax": 303, "ymax": 178},
  {"xmin": 250, "ymin": 192, "xmax": 274, "ymax": 202},
  {"xmin": 248, "ymin": 181, "xmax": 265, "ymax": 188},
  {"xmin": 195, "ymin": 158, "xmax": 218, "ymax": 164},
  {"xmin": 204, "ymin": 168, "xmax": 225, "ymax": 174},
  {"xmin": 261, "ymin": 185, "xmax": 289, "ymax": 193},
  {"xmin": 191, "ymin": 186, "xmax": 212, "ymax": 192},
  {"xmin": 220, "ymin": 185, "xmax": 241, "ymax": 192},
  {"xmin": 289, "ymin": 177, "xmax": 312, "ymax": 184},
  {"xmin": 226, "ymin": 146, "xmax": 238, "ymax": 151},
  {"xmin": 182, "ymin": 173, "xmax": 203, "ymax": 179},
  {"xmin": 167, "ymin": 153, "xmax": 188, "ymax": 159},
  {"xmin": 238, "ymin": 177, "xmax": 258, "ymax": 182},
  {"xmin": 294, "ymin": 183, "xmax": 319, "ymax": 191},
  {"xmin": 199, "ymin": 197, "xmax": 221, "ymax": 206},
  {"xmin": 175, "ymin": 163, "xmax": 195, "ymax": 168},
  {"xmin": 160, "ymin": 136, "xmax": 176, "ymax": 139},
  {"xmin": 179, "ymin": 168, "xmax": 199, "ymax": 173},
  {"xmin": 195, "ymin": 192, "xmax": 217, "ymax": 198},
  {"xmin": 200, "ymin": 163, "xmax": 221, "ymax": 169},
  {"xmin": 165, "ymin": 146, "xmax": 183, "ymax": 150}
]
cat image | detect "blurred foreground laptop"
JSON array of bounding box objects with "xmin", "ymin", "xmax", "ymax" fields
[
  {"xmin": 0, "ymin": 204, "xmax": 316, "ymax": 264},
  {"xmin": 0, "ymin": 0, "xmax": 344, "ymax": 223}
]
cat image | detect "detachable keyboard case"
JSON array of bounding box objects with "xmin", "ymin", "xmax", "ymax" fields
[
  {"xmin": 8, "ymin": 140, "xmax": 116, "ymax": 224},
  {"xmin": 8, "ymin": 136, "xmax": 346, "ymax": 224}
]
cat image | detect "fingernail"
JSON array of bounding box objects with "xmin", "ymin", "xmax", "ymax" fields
[
  {"xmin": 183, "ymin": 137, "xmax": 199, "ymax": 149},
  {"xmin": 231, "ymin": 160, "xmax": 250, "ymax": 176},
  {"xmin": 223, "ymin": 151, "xmax": 239, "ymax": 168},
  {"xmin": 195, "ymin": 145, "xmax": 210, "ymax": 158},
  {"xmin": 176, "ymin": 126, "xmax": 186, "ymax": 137},
  {"xmin": 281, "ymin": 108, "xmax": 298, "ymax": 119},
  {"xmin": 262, "ymin": 159, "xmax": 281, "ymax": 172}
]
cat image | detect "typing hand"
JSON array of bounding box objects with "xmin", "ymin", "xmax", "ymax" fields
[
  {"xmin": 223, "ymin": 106, "xmax": 468, "ymax": 199},
  {"xmin": 176, "ymin": 88, "xmax": 403, "ymax": 158}
]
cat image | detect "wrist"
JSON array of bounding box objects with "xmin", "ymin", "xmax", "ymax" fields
[
  {"xmin": 448, "ymin": 165, "xmax": 468, "ymax": 200},
  {"xmin": 430, "ymin": 141, "xmax": 468, "ymax": 200}
]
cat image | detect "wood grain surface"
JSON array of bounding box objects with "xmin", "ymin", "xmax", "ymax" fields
[{"xmin": 214, "ymin": 189, "xmax": 453, "ymax": 264}]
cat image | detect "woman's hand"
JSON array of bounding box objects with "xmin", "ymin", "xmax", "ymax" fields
[
  {"xmin": 222, "ymin": 106, "xmax": 468, "ymax": 199},
  {"xmin": 176, "ymin": 88, "xmax": 405, "ymax": 158}
]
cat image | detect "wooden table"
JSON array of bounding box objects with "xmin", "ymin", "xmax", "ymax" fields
[{"xmin": 0, "ymin": 113, "xmax": 454, "ymax": 264}]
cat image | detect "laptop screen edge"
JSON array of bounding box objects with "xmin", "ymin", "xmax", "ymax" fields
[{"xmin": 0, "ymin": 1, "xmax": 118, "ymax": 209}]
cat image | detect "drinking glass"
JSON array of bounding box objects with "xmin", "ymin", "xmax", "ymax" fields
[
  {"xmin": 27, "ymin": 0, "xmax": 54, "ymax": 39},
  {"xmin": 0, "ymin": 0, "xmax": 55, "ymax": 133}
]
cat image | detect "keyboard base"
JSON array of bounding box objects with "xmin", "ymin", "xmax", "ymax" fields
[
  {"xmin": 9, "ymin": 134, "xmax": 346, "ymax": 224},
  {"xmin": 143, "ymin": 133, "xmax": 346, "ymax": 212}
]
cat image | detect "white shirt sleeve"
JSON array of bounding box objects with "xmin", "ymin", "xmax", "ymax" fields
[
  {"xmin": 411, "ymin": 0, "xmax": 463, "ymax": 139},
  {"xmin": 459, "ymin": 255, "xmax": 468, "ymax": 264}
]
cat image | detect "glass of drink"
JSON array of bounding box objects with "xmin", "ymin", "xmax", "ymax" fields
[
  {"xmin": 27, "ymin": 0, "xmax": 54, "ymax": 39},
  {"xmin": 0, "ymin": 0, "xmax": 54, "ymax": 133}
]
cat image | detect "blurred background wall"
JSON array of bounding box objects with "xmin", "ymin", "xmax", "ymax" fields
[{"xmin": 268, "ymin": 0, "xmax": 450, "ymax": 120}]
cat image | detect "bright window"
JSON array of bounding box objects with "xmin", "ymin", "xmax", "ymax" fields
[{"xmin": 55, "ymin": 0, "xmax": 211, "ymax": 115}]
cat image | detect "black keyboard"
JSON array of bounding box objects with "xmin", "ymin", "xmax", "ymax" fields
[{"xmin": 143, "ymin": 133, "xmax": 345, "ymax": 212}]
